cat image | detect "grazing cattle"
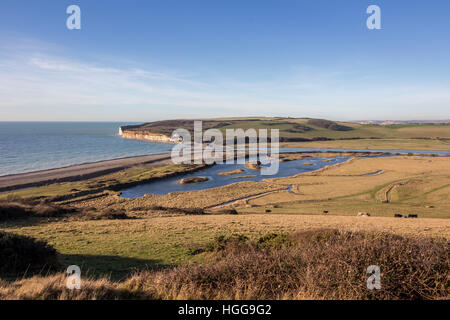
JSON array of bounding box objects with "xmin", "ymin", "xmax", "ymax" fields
[
  {"xmin": 408, "ymin": 214, "xmax": 418, "ymax": 218},
  {"xmin": 394, "ymin": 214, "xmax": 403, "ymax": 218},
  {"xmin": 323, "ymin": 210, "xmax": 329, "ymax": 214},
  {"xmin": 265, "ymin": 209, "xmax": 272, "ymax": 213}
]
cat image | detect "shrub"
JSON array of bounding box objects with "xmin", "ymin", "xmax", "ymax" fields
[
  {"xmin": 149, "ymin": 206, "xmax": 205, "ymax": 215},
  {"xmin": 206, "ymin": 234, "xmax": 249, "ymax": 252},
  {"xmin": 0, "ymin": 232, "xmax": 59, "ymax": 277},
  {"xmin": 0, "ymin": 202, "xmax": 30, "ymax": 221},
  {"xmin": 94, "ymin": 208, "xmax": 130, "ymax": 220},
  {"xmin": 32, "ymin": 204, "xmax": 76, "ymax": 217},
  {"xmin": 0, "ymin": 274, "xmax": 143, "ymax": 300},
  {"xmin": 181, "ymin": 208, "xmax": 205, "ymax": 215},
  {"xmin": 152, "ymin": 229, "xmax": 449, "ymax": 300},
  {"xmin": 257, "ymin": 233, "xmax": 294, "ymax": 249}
]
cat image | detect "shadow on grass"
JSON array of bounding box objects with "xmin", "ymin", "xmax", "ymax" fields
[
  {"xmin": 58, "ymin": 254, "xmax": 174, "ymax": 281},
  {"xmin": 1, "ymin": 253, "xmax": 172, "ymax": 282}
]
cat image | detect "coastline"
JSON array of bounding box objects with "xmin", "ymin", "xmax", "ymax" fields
[{"xmin": 0, "ymin": 153, "xmax": 172, "ymax": 193}]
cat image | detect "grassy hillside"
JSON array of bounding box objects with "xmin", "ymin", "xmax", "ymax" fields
[{"xmin": 121, "ymin": 117, "xmax": 450, "ymax": 142}]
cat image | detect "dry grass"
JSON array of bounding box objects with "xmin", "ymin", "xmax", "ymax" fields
[
  {"xmin": 0, "ymin": 275, "xmax": 138, "ymax": 300},
  {"xmin": 72, "ymin": 181, "xmax": 286, "ymax": 212},
  {"xmin": 235, "ymin": 156, "xmax": 450, "ymax": 218},
  {"xmin": 269, "ymin": 156, "xmax": 450, "ymax": 198},
  {"xmin": 218, "ymin": 169, "xmax": 246, "ymax": 176},
  {"xmin": 178, "ymin": 177, "xmax": 209, "ymax": 184}
]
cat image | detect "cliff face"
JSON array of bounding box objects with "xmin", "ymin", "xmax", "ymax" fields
[{"xmin": 119, "ymin": 128, "xmax": 176, "ymax": 143}]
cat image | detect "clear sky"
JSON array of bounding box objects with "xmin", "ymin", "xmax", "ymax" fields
[{"xmin": 0, "ymin": 0, "xmax": 449, "ymax": 121}]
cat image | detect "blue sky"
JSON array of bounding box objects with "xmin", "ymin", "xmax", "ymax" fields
[{"xmin": 0, "ymin": 0, "xmax": 449, "ymax": 121}]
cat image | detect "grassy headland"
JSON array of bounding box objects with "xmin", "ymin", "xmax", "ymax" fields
[{"xmin": 120, "ymin": 117, "xmax": 450, "ymax": 150}]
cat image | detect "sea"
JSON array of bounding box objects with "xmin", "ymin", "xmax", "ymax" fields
[{"xmin": 0, "ymin": 122, "xmax": 173, "ymax": 176}]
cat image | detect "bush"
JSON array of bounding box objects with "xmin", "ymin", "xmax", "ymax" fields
[
  {"xmin": 33, "ymin": 204, "xmax": 76, "ymax": 217},
  {"xmin": 0, "ymin": 232, "xmax": 59, "ymax": 277},
  {"xmin": 206, "ymin": 234, "xmax": 249, "ymax": 252},
  {"xmin": 153, "ymin": 229, "xmax": 449, "ymax": 300},
  {"xmin": 307, "ymin": 119, "xmax": 353, "ymax": 131},
  {"xmin": 94, "ymin": 208, "xmax": 130, "ymax": 220},
  {"xmin": 148, "ymin": 206, "xmax": 205, "ymax": 215},
  {"xmin": 0, "ymin": 203, "xmax": 30, "ymax": 221},
  {"xmin": 257, "ymin": 233, "xmax": 295, "ymax": 248},
  {"xmin": 0, "ymin": 202, "xmax": 76, "ymax": 221}
]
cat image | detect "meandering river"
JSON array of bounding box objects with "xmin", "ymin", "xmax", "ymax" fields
[
  {"xmin": 120, "ymin": 148, "xmax": 450, "ymax": 198},
  {"xmin": 120, "ymin": 157, "xmax": 350, "ymax": 198}
]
